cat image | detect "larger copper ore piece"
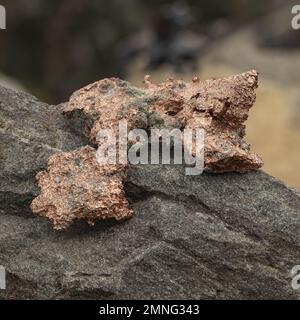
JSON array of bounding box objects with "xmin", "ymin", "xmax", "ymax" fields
[
  {"xmin": 63, "ymin": 70, "xmax": 263, "ymax": 171},
  {"xmin": 31, "ymin": 71, "xmax": 263, "ymax": 230}
]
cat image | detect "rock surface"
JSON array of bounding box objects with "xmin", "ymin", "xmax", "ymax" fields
[
  {"xmin": 0, "ymin": 85, "xmax": 89, "ymax": 216},
  {"xmin": 0, "ymin": 86, "xmax": 300, "ymax": 299}
]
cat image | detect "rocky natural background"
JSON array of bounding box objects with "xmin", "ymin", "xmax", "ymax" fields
[
  {"xmin": 1, "ymin": 0, "xmax": 300, "ymax": 189},
  {"xmin": 0, "ymin": 0, "xmax": 300, "ymax": 300},
  {"xmin": 0, "ymin": 85, "xmax": 299, "ymax": 299}
]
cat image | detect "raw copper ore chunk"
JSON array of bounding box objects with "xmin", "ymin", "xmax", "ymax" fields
[
  {"xmin": 63, "ymin": 70, "xmax": 263, "ymax": 172},
  {"xmin": 32, "ymin": 71, "xmax": 263, "ymax": 229},
  {"xmin": 31, "ymin": 146, "xmax": 132, "ymax": 230}
]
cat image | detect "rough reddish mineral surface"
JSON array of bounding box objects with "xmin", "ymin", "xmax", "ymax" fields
[
  {"xmin": 63, "ymin": 70, "xmax": 263, "ymax": 172},
  {"xmin": 31, "ymin": 71, "xmax": 263, "ymax": 230},
  {"xmin": 31, "ymin": 146, "xmax": 132, "ymax": 230}
]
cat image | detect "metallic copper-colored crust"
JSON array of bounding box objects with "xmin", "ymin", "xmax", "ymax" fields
[
  {"xmin": 64, "ymin": 70, "xmax": 263, "ymax": 172},
  {"xmin": 31, "ymin": 71, "xmax": 263, "ymax": 230},
  {"xmin": 31, "ymin": 146, "xmax": 132, "ymax": 230}
]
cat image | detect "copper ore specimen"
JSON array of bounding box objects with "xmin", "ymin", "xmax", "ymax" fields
[
  {"xmin": 63, "ymin": 70, "xmax": 263, "ymax": 172},
  {"xmin": 31, "ymin": 146, "xmax": 132, "ymax": 230},
  {"xmin": 31, "ymin": 70, "xmax": 263, "ymax": 230}
]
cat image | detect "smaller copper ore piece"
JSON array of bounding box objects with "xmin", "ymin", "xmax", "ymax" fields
[{"xmin": 31, "ymin": 146, "xmax": 132, "ymax": 230}]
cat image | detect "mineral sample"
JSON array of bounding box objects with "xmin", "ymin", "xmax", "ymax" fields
[
  {"xmin": 31, "ymin": 146, "xmax": 132, "ymax": 230},
  {"xmin": 63, "ymin": 70, "xmax": 263, "ymax": 172},
  {"xmin": 32, "ymin": 71, "xmax": 263, "ymax": 230}
]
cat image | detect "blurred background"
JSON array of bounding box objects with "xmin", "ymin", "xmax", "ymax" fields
[{"xmin": 1, "ymin": 0, "xmax": 300, "ymax": 188}]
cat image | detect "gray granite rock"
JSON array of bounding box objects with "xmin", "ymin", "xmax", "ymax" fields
[
  {"xmin": 0, "ymin": 86, "xmax": 89, "ymax": 216},
  {"xmin": 0, "ymin": 86, "xmax": 299, "ymax": 299}
]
